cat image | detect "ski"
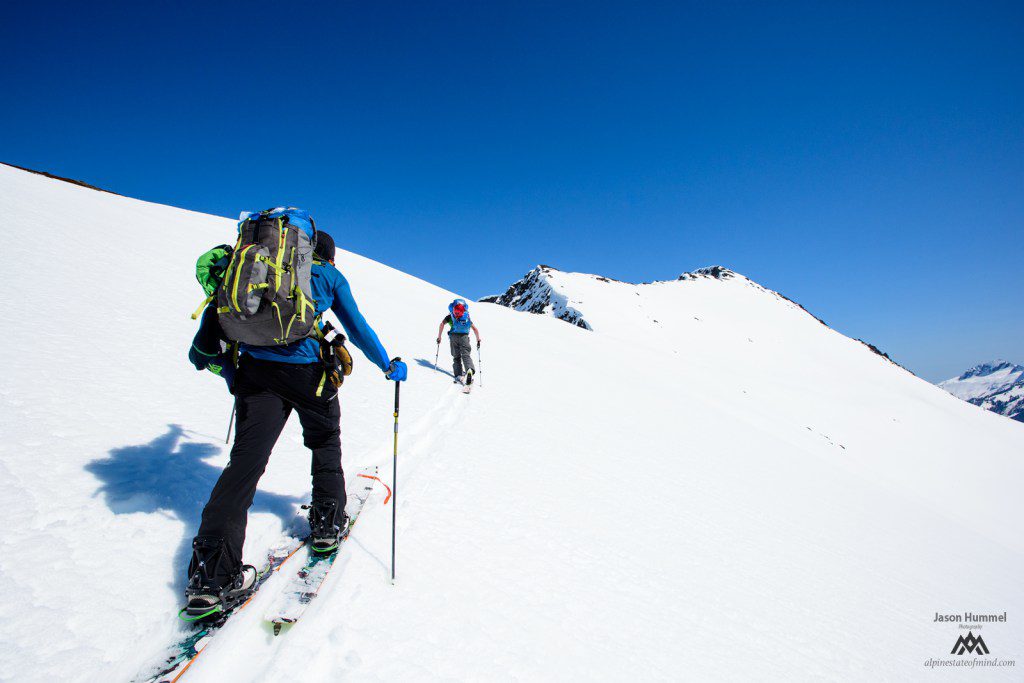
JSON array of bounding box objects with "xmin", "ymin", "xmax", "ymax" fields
[
  {"xmin": 135, "ymin": 466, "xmax": 376, "ymax": 679},
  {"xmin": 264, "ymin": 466, "xmax": 377, "ymax": 635},
  {"xmin": 134, "ymin": 516, "xmax": 309, "ymax": 683}
]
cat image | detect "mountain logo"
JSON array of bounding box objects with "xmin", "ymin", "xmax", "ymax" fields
[{"xmin": 951, "ymin": 632, "xmax": 990, "ymax": 656}]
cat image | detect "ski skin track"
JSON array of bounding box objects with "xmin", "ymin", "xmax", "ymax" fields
[{"xmin": 266, "ymin": 470, "xmax": 377, "ymax": 632}]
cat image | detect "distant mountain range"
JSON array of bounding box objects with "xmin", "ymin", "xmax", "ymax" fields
[{"xmin": 938, "ymin": 361, "xmax": 1024, "ymax": 423}]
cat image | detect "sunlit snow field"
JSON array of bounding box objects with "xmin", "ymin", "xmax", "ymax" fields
[{"xmin": 1, "ymin": 164, "xmax": 1021, "ymax": 681}]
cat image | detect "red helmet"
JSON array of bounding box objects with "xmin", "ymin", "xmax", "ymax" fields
[{"xmin": 453, "ymin": 304, "xmax": 467, "ymax": 318}]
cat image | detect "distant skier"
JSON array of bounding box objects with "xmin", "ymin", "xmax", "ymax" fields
[
  {"xmin": 436, "ymin": 298, "xmax": 481, "ymax": 385},
  {"xmin": 185, "ymin": 223, "xmax": 407, "ymax": 617}
]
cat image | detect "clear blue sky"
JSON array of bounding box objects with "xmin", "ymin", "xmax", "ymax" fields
[{"xmin": 3, "ymin": 1, "xmax": 1021, "ymax": 381}]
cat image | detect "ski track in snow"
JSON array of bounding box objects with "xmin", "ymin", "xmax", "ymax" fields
[{"xmin": 1, "ymin": 163, "xmax": 1022, "ymax": 682}]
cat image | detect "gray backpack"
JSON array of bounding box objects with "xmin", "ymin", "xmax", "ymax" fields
[{"xmin": 216, "ymin": 207, "xmax": 318, "ymax": 346}]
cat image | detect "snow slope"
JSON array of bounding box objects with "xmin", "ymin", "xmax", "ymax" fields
[
  {"xmin": 939, "ymin": 361, "xmax": 1024, "ymax": 423},
  {"xmin": 1, "ymin": 163, "xmax": 1022, "ymax": 681}
]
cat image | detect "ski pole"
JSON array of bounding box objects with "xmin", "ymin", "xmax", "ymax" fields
[
  {"xmin": 391, "ymin": 364, "xmax": 400, "ymax": 584},
  {"xmin": 433, "ymin": 340, "xmax": 440, "ymax": 372},
  {"xmin": 477, "ymin": 344, "xmax": 483, "ymax": 388},
  {"xmin": 224, "ymin": 401, "xmax": 236, "ymax": 444}
]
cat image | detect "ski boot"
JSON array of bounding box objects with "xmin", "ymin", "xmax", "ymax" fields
[
  {"xmin": 181, "ymin": 537, "xmax": 257, "ymax": 622},
  {"xmin": 465, "ymin": 369, "xmax": 474, "ymax": 386},
  {"xmin": 308, "ymin": 499, "xmax": 350, "ymax": 554}
]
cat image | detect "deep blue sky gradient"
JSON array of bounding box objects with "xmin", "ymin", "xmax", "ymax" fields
[{"xmin": 3, "ymin": 1, "xmax": 1021, "ymax": 380}]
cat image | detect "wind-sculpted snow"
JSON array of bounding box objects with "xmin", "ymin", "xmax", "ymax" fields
[
  {"xmin": 1, "ymin": 163, "xmax": 1022, "ymax": 681},
  {"xmin": 939, "ymin": 360, "xmax": 1024, "ymax": 422}
]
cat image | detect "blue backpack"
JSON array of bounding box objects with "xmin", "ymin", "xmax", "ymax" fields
[{"xmin": 448, "ymin": 299, "xmax": 472, "ymax": 334}]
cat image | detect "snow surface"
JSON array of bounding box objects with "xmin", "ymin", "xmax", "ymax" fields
[{"xmin": 1, "ymin": 163, "xmax": 1023, "ymax": 681}]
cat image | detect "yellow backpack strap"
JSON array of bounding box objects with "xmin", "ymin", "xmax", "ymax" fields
[
  {"xmin": 190, "ymin": 294, "xmax": 215, "ymax": 320},
  {"xmin": 308, "ymin": 314, "xmax": 325, "ymax": 341}
]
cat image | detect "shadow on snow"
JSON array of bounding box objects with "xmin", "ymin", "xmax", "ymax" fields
[
  {"xmin": 415, "ymin": 357, "xmax": 454, "ymax": 379},
  {"xmin": 85, "ymin": 424, "xmax": 302, "ymax": 594}
]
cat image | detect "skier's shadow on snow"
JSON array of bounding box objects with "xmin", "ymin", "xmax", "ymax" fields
[
  {"xmin": 415, "ymin": 357, "xmax": 454, "ymax": 379},
  {"xmin": 85, "ymin": 424, "xmax": 302, "ymax": 593}
]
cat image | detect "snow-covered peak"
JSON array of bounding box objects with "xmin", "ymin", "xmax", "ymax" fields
[
  {"xmin": 487, "ymin": 264, "xmax": 813, "ymax": 330},
  {"xmin": 953, "ymin": 360, "xmax": 1024, "ymax": 382},
  {"xmin": 481, "ymin": 264, "xmax": 760, "ymax": 330},
  {"xmin": 938, "ymin": 360, "xmax": 1024, "ymax": 422},
  {"xmin": 479, "ymin": 265, "xmax": 593, "ymax": 329},
  {"xmin": 481, "ymin": 263, "xmax": 919, "ymax": 381},
  {"xmin": 678, "ymin": 264, "xmax": 738, "ymax": 280},
  {"xmin": 484, "ymin": 265, "xmax": 928, "ymax": 386}
]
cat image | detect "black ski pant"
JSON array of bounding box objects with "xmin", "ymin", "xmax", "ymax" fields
[{"xmin": 189, "ymin": 355, "xmax": 343, "ymax": 588}]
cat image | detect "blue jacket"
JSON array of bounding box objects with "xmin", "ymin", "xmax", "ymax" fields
[{"xmin": 243, "ymin": 261, "xmax": 391, "ymax": 371}]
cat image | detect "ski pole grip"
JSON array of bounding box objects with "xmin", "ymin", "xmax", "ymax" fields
[{"xmin": 392, "ymin": 357, "xmax": 401, "ymax": 414}]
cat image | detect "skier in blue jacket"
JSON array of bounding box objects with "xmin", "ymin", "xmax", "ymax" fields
[{"xmin": 187, "ymin": 232, "xmax": 407, "ymax": 612}]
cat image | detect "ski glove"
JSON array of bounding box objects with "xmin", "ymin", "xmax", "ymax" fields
[
  {"xmin": 386, "ymin": 359, "xmax": 408, "ymax": 382},
  {"xmin": 476, "ymin": 339, "xmax": 481, "ymax": 349}
]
